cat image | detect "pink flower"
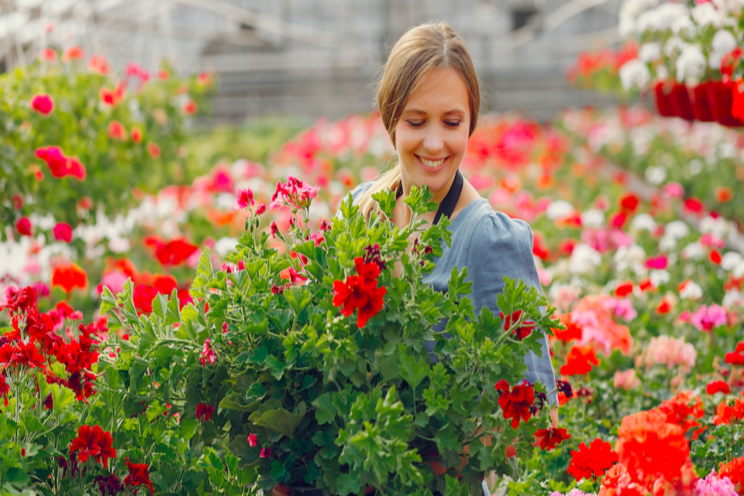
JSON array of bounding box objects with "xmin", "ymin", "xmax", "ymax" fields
[
  {"xmin": 87, "ymin": 55, "xmax": 111, "ymax": 75},
  {"xmin": 147, "ymin": 143, "xmax": 161, "ymax": 158},
  {"xmin": 311, "ymin": 233, "xmax": 325, "ymax": 246},
  {"xmin": 269, "ymin": 176, "xmax": 319, "ymax": 211},
  {"xmin": 30, "ymin": 94, "xmax": 54, "ymax": 115},
  {"xmin": 247, "ymin": 433, "xmax": 257, "ymax": 447},
  {"xmin": 260, "ymin": 447, "xmax": 273, "ymax": 458},
  {"xmin": 39, "ymin": 48, "xmax": 57, "ymax": 62},
  {"xmin": 183, "ymin": 100, "xmax": 197, "ymax": 115},
  {"xmin": 270, "ymin": 221, "xmax": 279, "ymax": 239},
  {"xmin": 233, "ymin": 188, "xmax": 254, "ymax": 210},
  {"xmin": 97, "ymin": 271, "xmax": 129, "ymax": 296},
  {"xmin": 662, "ymin": 182, "xmax": 685, "ymax": 199},
  {"xmin": 256, "ymin": 204, "xmax": 267, "ymax": 215},
  {"xmin": 199, "ymin": 338, "xmax": 217, "ymax": 367},
  {"xmin": 62, "ymin": 46, "xmax": 84, "ymax": 62},
  {"xmin": 613, "ymin": 369, "xmax": 640, "ymax": 391},
  {"xmin": 642, "ymin": 335, "xmax": 696, "ymax": 373},
  {"xmin": 53, "ymin": 222, "xmax": 73, "ymax": 243},
  {"xmin": 603, "ymin": 298, "xmax": 637, "ymax": 322},
  {"xmin": 691, "ymin": 304, "xmax": 727, "ymax": 332},
  {"xmin": 695, "ymin": 470, "xmax": 738, "ymax": 496},
  {"xmin": 645, "ymin": 254, "xmax": 668, "ymax": 270},
  {"xmin": 108, "ymin": 121, "xmax": 128, "ymax": 141}
]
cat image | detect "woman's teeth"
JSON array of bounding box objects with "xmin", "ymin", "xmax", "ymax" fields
[{"xmin": 419, "ymin": 156, "xmax": 446, "ymax": 168}]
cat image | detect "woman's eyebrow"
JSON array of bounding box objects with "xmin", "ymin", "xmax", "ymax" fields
[{"xmin": 402, "ymin": 109, "xmax": 466, "ymax": 115}]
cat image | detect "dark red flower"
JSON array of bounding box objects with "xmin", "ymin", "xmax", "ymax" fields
[
  {"xmin": 567, "ymin": 438, "xmax": 618, "ymax": 481},
  {"xmin": 0, "ymin": 373, "xmax": 9, "ymax": 406},
  {"xmin": 69, "ymin": 425, "xmax": 116, "ymax": 468},
  {"xmin": 124, "ymin": 457, "xmax": 154, "ymax": 495},
  {"xmin": 500, "ymin": 309, "xmax": 535, "ymax": 340},
  {"xmin": 195, "ymin": 402, "xmax": 215, "ymax": 422},
  {"xmin": 94, "ymin": 474, "xmax": 124, "ymax": 496},
  {"xmin": 1, "ymin": 286, "xmax": 36, "ymax": 315},
  {"xmin": 495, "ymin": 380, "xmax": 535, "ymax": 429},
  {"xmin": 706, "ymin": 380, "xmax": 731, "ymax": 395},
  {"xmin": 10, "ymin": 341, "xmax": 47, "ymax": 369},
  {"xmin": 535, "ymin": 427, "xmax": 571, "ymax": 451}
]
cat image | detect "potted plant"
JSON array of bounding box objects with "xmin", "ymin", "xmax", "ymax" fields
[{"xmin": 102, "ymin": 177, "xmax": 561, "ymax": 495}]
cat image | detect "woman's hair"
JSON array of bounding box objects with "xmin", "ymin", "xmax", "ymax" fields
[{"xmin": 356, "ymin": 21, "xmax": 481, "ymax": 217}]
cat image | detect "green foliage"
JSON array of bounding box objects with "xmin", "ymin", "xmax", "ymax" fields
[{"xmin": 102, "ymin": 183, "xmax": 560, "ymax": 494}]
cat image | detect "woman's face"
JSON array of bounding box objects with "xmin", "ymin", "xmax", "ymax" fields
[{"xmin": 395, "ymin": 67, "xmax": 471, "ymax": 199}]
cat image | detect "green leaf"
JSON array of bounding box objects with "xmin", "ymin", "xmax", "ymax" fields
[
  {"xmin": 398, "ymin": 344, "xmax": 429, "ymax": 389},
  {"xmin": 179, "ymin": 418, "xmax": 199, "ymax": 440},
  {"xmin": 372, "ymin": 188, "xmax": 396, "ymax": 218},
  {"xmin": 285, "ymin": 287, "xmax": 312, "ymax": 316},
  {"xmin": 254, "ymin": 408, "xmax": 305, "ymax": 439},
  {"xmin": 312, "ymin": 393, "xmax": 338, "ymax": 425},
  {"xmin": 434, "ymin": 424, "xmax": 460, "ymax": 453}
]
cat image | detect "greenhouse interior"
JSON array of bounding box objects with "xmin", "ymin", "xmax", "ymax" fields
[{"xmin": 2, "ymin": 0, "xmax": 744, "ymax": 495}]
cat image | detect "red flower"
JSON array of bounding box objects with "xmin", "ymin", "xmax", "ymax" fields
[
  {"xmin": 614, "ymin": 281, "xmax": 634, "ymax": 298},
  {"xmin": 683, "ymin": 198, "xmax": 704, "ymax": 215},
  {"xmin": 31, "ymin": 94, "xmax": 54, "ymax": 115},
  {"xmin": 560, "ymin": 345, "xmax": 600, "ymax": 376},
  {"xmin": 154, "ymin": 239, "xmax": 198, "ymax": 266},
  {"xmin": 131, "ymin": 127, "xmax": 143, "ymax": 143},
  {"xmin": 53, "ymin": 222, "xmax": 73, "ymax": 243},
  {"xmin": 500, "ymin": 309, "xmax": 535, "ymax": 340},
  {"xmin": 567, "ymin": 438, "xmax": 618, "ymax": 481},
  {"xmin": 552, "ymin": 314, "xmax": 582, "ymax": 342},
  {"xmin": 619, "ymin": 193, "xmax": 640, "ymax": 212},
  {"xmin": 133, "ymin": 284, "xmax": 157, "ymax": 313},
  {"xmin": 247, "ymin": 433, "xmax": 258, "ymax": 447},
  {"xmin": 495, "ymin": 380, "xmax": 535, "ymax": 429},
  {"xmin": 35, "ymin": 146, "xmax": 86, "ymax": 180},
  {"xmin": 147, "ymin": 142, "xmax": 161, "ymax": 158},
  {"xmin": 51, "ymin": 263, "xmax": 88, "ymax": 293},
  {"xmin": 615, "ymin": 409, "xmax": 690, "ymax": 487},
  {"xmin": 124, "ymin": 457, "xmax": 154, "ymax": 495},
  {"xmin": 719, "ymin": 457, "xmax": 744, "ymax": 489},
  {"xmin": 69, "ymin": 425, "xmax": 116, "ymax": 468},
  {"xmin": 87, "ymin": 55, "xmax": 111, "ymax": 75},
  {"xmin": 183, "ymin": 100, "xmax": 197, "ymax": 115},
  {"xmin": 610, "ymin": 211, "xmax": 627, "ymax": 228},
  {"xmin": 716, "ymin": 186, "xmax": 734, "ymax": 203},
  {"xmin": 726, "ymin": 342, "xmax": 744, "ymax": 365},
  {"xmin": 11, "ymin": 340, "xmax": 47, "ymax": 369},
  {"xmin": 63, "ymin": 46, "xmax": 84, "ymax": 62},
  {"xmin": 656, "ymin": 298, "xmax": 673, "ymax": 315},
  {"xmin": 39, "ymin": 48, "xmax": 57, "ymax": 62},
  {"xmin": 0, "ymin": 374, "xmax": 9, "ymax": 406},
  {"xmin": 710, "ymin": 250, "xmax": 722, "ymax": 265},
  {"xmin": 108, "ymin": 120, "xmax": 128, "ymax": 141},
  {"xmin": 15, "ymin": 217, "xmax": 32, "ymax": 237},
  {"xmin": 707, "ymin": 380, "xmax": 731, "ymax": 395},
  {"xmin": 534, "ymin": 427, "xmax": 571, "ymax": 451},
  {"xmin": 1, "ymin": 286, "xmax": 36, "ymax": 314},
  {"xmin": 260, "ymin": 447, "xmax": 273, "ymax": 458},
  {"xmin": 332, "ymin": 258, "xmax": 386, "ymax": 328},
  {"xmin": 713, "ymin": 401, "xmax": 735, "ymax": 426},
  {"xmin": 100, "ymin": 85, "xmax": 124, "ymax": 107},
  {"xmin": 658, "ymin": 391, "xmax": 704, "ymax": 436},
  {"xmin": 234, "ymin": 188, "xmax": 254, "ymax": 209},
  {"xmin": 195, "ymin": 402, "xmax": 215, "ymax": 422}
]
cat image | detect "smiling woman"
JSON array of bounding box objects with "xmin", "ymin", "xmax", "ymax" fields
[{"xmin": 348, "ymin": 21, "xmax": 558, "ymax": 496}]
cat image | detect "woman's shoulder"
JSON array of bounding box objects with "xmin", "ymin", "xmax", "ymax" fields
[
  {"xmin": 461, "ymin": 201, "xmax": 534, "ymax": 254},
  {"xmin": 348, "ymin": 181, "xmax": 375, "ymax": 202}
]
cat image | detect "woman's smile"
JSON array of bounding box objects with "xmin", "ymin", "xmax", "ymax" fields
[{"xmin": 416, "ymin": 154, "xmax": 450, "ymax": 171}]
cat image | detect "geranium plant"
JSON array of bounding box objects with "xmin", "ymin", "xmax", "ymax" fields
[{"xmin": 102, "ymin": 177, "xmax": 561, "ymax": 495}]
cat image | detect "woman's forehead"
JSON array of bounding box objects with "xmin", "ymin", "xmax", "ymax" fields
[{"xmin": 403, "ymin": 68, "xmax": 469, "ymax": 115}]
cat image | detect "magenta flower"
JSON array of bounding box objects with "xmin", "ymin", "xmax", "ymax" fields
[
  {"xmin": 247, "ymin": 433, "xmax": 257, "ymax": 447},
  {"xmin": 199, "ymin": 338, "xmax": 217, "ymax": 367},
  {"xmin": 691, "ymin": 304, "xmax": 727, "ymax": 332},
  {"xmin": 644, "ymin": 254, "xmax": 668, "ymax": 270},
  {"xmin": 270, "ymin": 221, "xmax": 279, "ymax": 239},
  {"xmin": 233, "ymin": 188, "xmax": 254, "ymax": 210},
  {"xmin": 269, "ymin": 176, "xmax": 319, "ymax": 210},
  {"xmin": 695, "ymin": 470, "xmax": 738, "ymax": 496},
  {"xmin": 260, "ymin": 447, "xmax": 273, "ymax": 458},
  {"xmin": 31, "ymin": 94, "xmax": 54, "ymax": 115},
  {"xmin": 195, "ymin": 403, "xmax": 214, "ymax": 422},
  {"xmin": 53, "ymin": 222, "xmax": 73, "ymax": 243},
  {"xmin": 311, "ymin": 233, "xmax": 325, "ymax": 246}
]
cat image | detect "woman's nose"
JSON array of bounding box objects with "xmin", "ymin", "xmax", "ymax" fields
[{"xmin": 422, "ymin": 128, "xmax": 445, "ymax": 154}]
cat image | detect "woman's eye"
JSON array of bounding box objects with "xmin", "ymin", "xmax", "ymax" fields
[
  {"xmin": 407, "ymin": 121, "xmax": 424, "ymax": 127},
  {"xmin": 445, "ymin": 121, "xmax": 461, "ymax": 128}
]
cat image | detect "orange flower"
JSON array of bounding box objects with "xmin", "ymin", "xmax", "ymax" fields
[
  {"xmin": 719, "ymin": 457, "xmax": 744, "ymax": 491},
  {"xmin": 51, "ymin": 263, "xmax": 88, "ymax": 293},
  {"xmin": 560, "ymin": 345, "xmax": 600, "ymax": 376},
  {"xmin": 716, "ymin": 186, "xmax": 734, "ymax": 203},
  {"xmin": 131, "ymin": 127, "xmax": 143, "ymax": 144},
  {"xmin": 552, "ymin": 313, "xmax": 583, "ymax": 342}
]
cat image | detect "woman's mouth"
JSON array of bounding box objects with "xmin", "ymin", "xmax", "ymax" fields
[{"xmin": 416, "ymin": 155, "xmax": 449, "ymax": 170}]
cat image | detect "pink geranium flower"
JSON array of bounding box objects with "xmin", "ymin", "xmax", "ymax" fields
[
  {"xmin": 30, "ymin": 94, "xmax": 54, "ymax": 115},
  {"xmin": 53, "ymin": 222, "xmax": 73, "ymax": 243},
  {"xmin": 691, "ymin": 304, "xmax": 727, "ymax": 332},
  {"xmin": 233, "ymin": 188, "xmax": 254, "ymax": 210}
]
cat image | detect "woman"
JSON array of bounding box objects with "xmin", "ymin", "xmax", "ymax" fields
[{"xmin": 350, "ymin": 21, "xmax": 556, "ymax": 403}]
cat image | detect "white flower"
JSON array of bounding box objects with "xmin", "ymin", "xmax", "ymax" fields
[
  {"xmin": 734, "ymin": 260, "xmax": 744, "ymax": 279},
  {"xmin": 214, "ymin": 237, "xmax": 238, "ymax": 257},
  {"xmin": 581, "ymin": 209, "xmax": 605, "ymax": 228},
  {"xmin": 619, "ymin": 0, "xmax": 660, "ymax": 36},
  {"xmin": 614, "ymin": 244, "xmax": 647, "ymax": 274},
  {"xmin": 620, "ymin": 59, "xmax": 651, "ymax": 91},
  {"xmin": 637, "ymin": 3, "xmax": 688, "ymax": 33},
  {"xmin": 215, "ymin": 193, "xmax": 236, "ymax": 211},
  {"xmin": 722, "ymin": 252, "xmax": 743, "ymax": 271},
  {"xmin": 672, "ymin": 15, "xmax": 694, "ymax": 34},
  {"xmin": 631, "ymin": 213, "xmax": 657, "ymax": 232},
  {"xmin": 546, "ymin": 200, "xmax": 575, "ymax": 220},
  {"xmin": 723, "ymin": 289, "xmax": 743, "ymax": 309},
  {"xmin": 659, "ymin": 236, "xmax": 676, "ymax": 251},
  {"xmin": 650, "ymin": 269, "xmax": 671, "ymax": 287},
  {"xmin": 692, "ymin": 3, "xmax": 719, "ymax": 27},
  {"xmin": 639, "ymin": 43, "xmax": 662, "ymax": 62},
  {"xmin": 676, "ymin": 44, "xmax": 707, "ymax": 84},
  {"xmin": 644, "ymin": 165, "xmax": 667, "ymax": 185},
  {"xmin": 665, "ymin": 221, "xmax": 690, "ymax": 240},
  {"xmin": 709, "ymin": 30, "xmax": 737, "ymax": 69},
  {"xmin": 700, "ymin": 215, "xmax": 729, "ymax": 239},
  {"xmin": 688, "ymin": 159, "xmax": 703, "ymax": 176},
  {"xmin": 682, "ymin": 242, "xmax": 705, "ymax": 259},
  {"xmin": 570, "ymin": 244, "xmax": 603, "ymax": 275},
  {"xmin": 680, "ymin": 280, "xmax": 703, "ymax": 300}
]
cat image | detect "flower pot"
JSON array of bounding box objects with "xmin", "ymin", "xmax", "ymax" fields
[
  {"xmin": 653, "ymin": 81, "xmax": 675, "ymax": 118},
  {"xmin": 669, "ymin": 82, "xmax": 694, "ymax": 121},
  {"xmin": 707, "ymin": 80, "xmax": 744, "ymax": 127},
  {"xmin": 688, "ymin": 82, "xmax": 714, "ymax": 122}
]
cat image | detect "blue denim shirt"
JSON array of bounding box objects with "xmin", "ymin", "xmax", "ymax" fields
[{"xmin": 346, "ymin": 183, "xmax": 557, "ymax": 404}]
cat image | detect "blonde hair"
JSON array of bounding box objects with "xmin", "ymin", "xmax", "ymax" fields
[{"xmin": 357, "ymin": 21, "xmax": 481, "ymax": 217}]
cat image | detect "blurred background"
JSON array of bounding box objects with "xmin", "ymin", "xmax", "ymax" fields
[{"xmin": 0, "ymin": 0, "xmax": 625, "ymax": 122}]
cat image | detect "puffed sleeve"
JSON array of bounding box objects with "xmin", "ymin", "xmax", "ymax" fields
[{"xmin": 465, "ymin": 212, "xmax": 557, "ymax": 405}]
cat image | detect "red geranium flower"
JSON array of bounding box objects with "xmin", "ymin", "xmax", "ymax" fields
[
  {"xmin": 15, "ymin": 217, "xmax": 32, "ymax": 237},
  {"xmin": 131, "ymin": 126, "xmax": 143, "ymax": 143},
  {"xmin": 51, "ymin": 263, "xmax": 88, "ymax": 293},
  {"xmin": 0, "ymin": 374, "xmax": 9, "ymax": 406},
  {"xmin": 495, "ymin": 380, "xmax": 534, "ymax": 429},
  {"xmin": 124, "ymin": 457, "xmax": 154, "ymax": 495},
  {"xmin": 567, "ymin": 438, "xmax": 618, "ymax": 481},
  {"xmin": 614, "ymin": 281, "xmax": 634, "ymax": 298},
  {"xmin": 11, "ymin": 340, "xmax": 47, "ymax": 369},
  {"xmin": 199, "ymin": 338, "xmax": 217, "ymax": 367},
  {"xmin": 707, "ymin": 380, "xmax": 731, "ymax": 395},
  {"xmin": 560, "ymin": 345, "xmax": 600, "ymax": 376},
  {"xmin": 62, "ymin": 46, "xmax": 84, "ymax": 62},
  {"xmin": 713, "ymin": 401, "xmax": 735, "ymax": 426},
  {"xmin": 1, "ymin": 286, "xmax": 37, "ymax": 314},
  {"xmin": 656, "ymin": 297, "xmax": 673, "ymax": 314},
  {"xmin": 133, "ymin": 284, "xmax": 157, "ymax": 313},
  {"xmin": 53, "ymin": 222, "xmax": 73, "ymax": 243},
  {"xmin": 683, "ymin": 198, "xmax": 704, "ymax": 215},
  {"xmin": 726, "ymin": 342, "xmax": 744, "ymax": 365},
  {"xmin": 183, "ymin": 100, "xmax": 197, "ymax": 115},
  {"xmin": 31, "ymin": 94, "xmax": 54, "ymax": 115},
  {"xmin": 108, "ymin": 120, "xmax": 128, "ymax": 141},
  {"xmin": 552, "ymin": 313, "xmax": 582, "ymax": 342},
  {"xmin": 534, "ymin": 427, "xmax": 571, "ymax": 451},
  {"xmin": 195, "ymin": 402, "xmax": 215, "ymax": 422},
  {"xmin": 69, "ymin": 425, "xmax": 116, "ymax": 468},
  {"xmin": 658, "ymin": 391, "xmax": 704, "ymax": 436},
  {"xmin": 332, "ymin": 258, "xmax": 386, "ymax": 328},
  {"xmin": 154, "ymin": 239, "xmax": 198, "ymax": 266},
  {"xmin": 719, "ymin": 457, "xmax": 744, "ymax": 490},
  {"xmin": 500, "ymin": 309, "xmax": 535, "ymax": 340},
  {"xmin": 619, "ymin": 192, "xmax": 640, "ymax": 212},
  {"xmin": 710, "ymin": 250, "xmax": 722, "ymax": 265},
  {"xmin": 247, "ymin": 433, "xmax": 258, "ymax": 447},
  {"xmin": 35, "ymin": 146, "xmax": 86, "ymax": 181}
]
